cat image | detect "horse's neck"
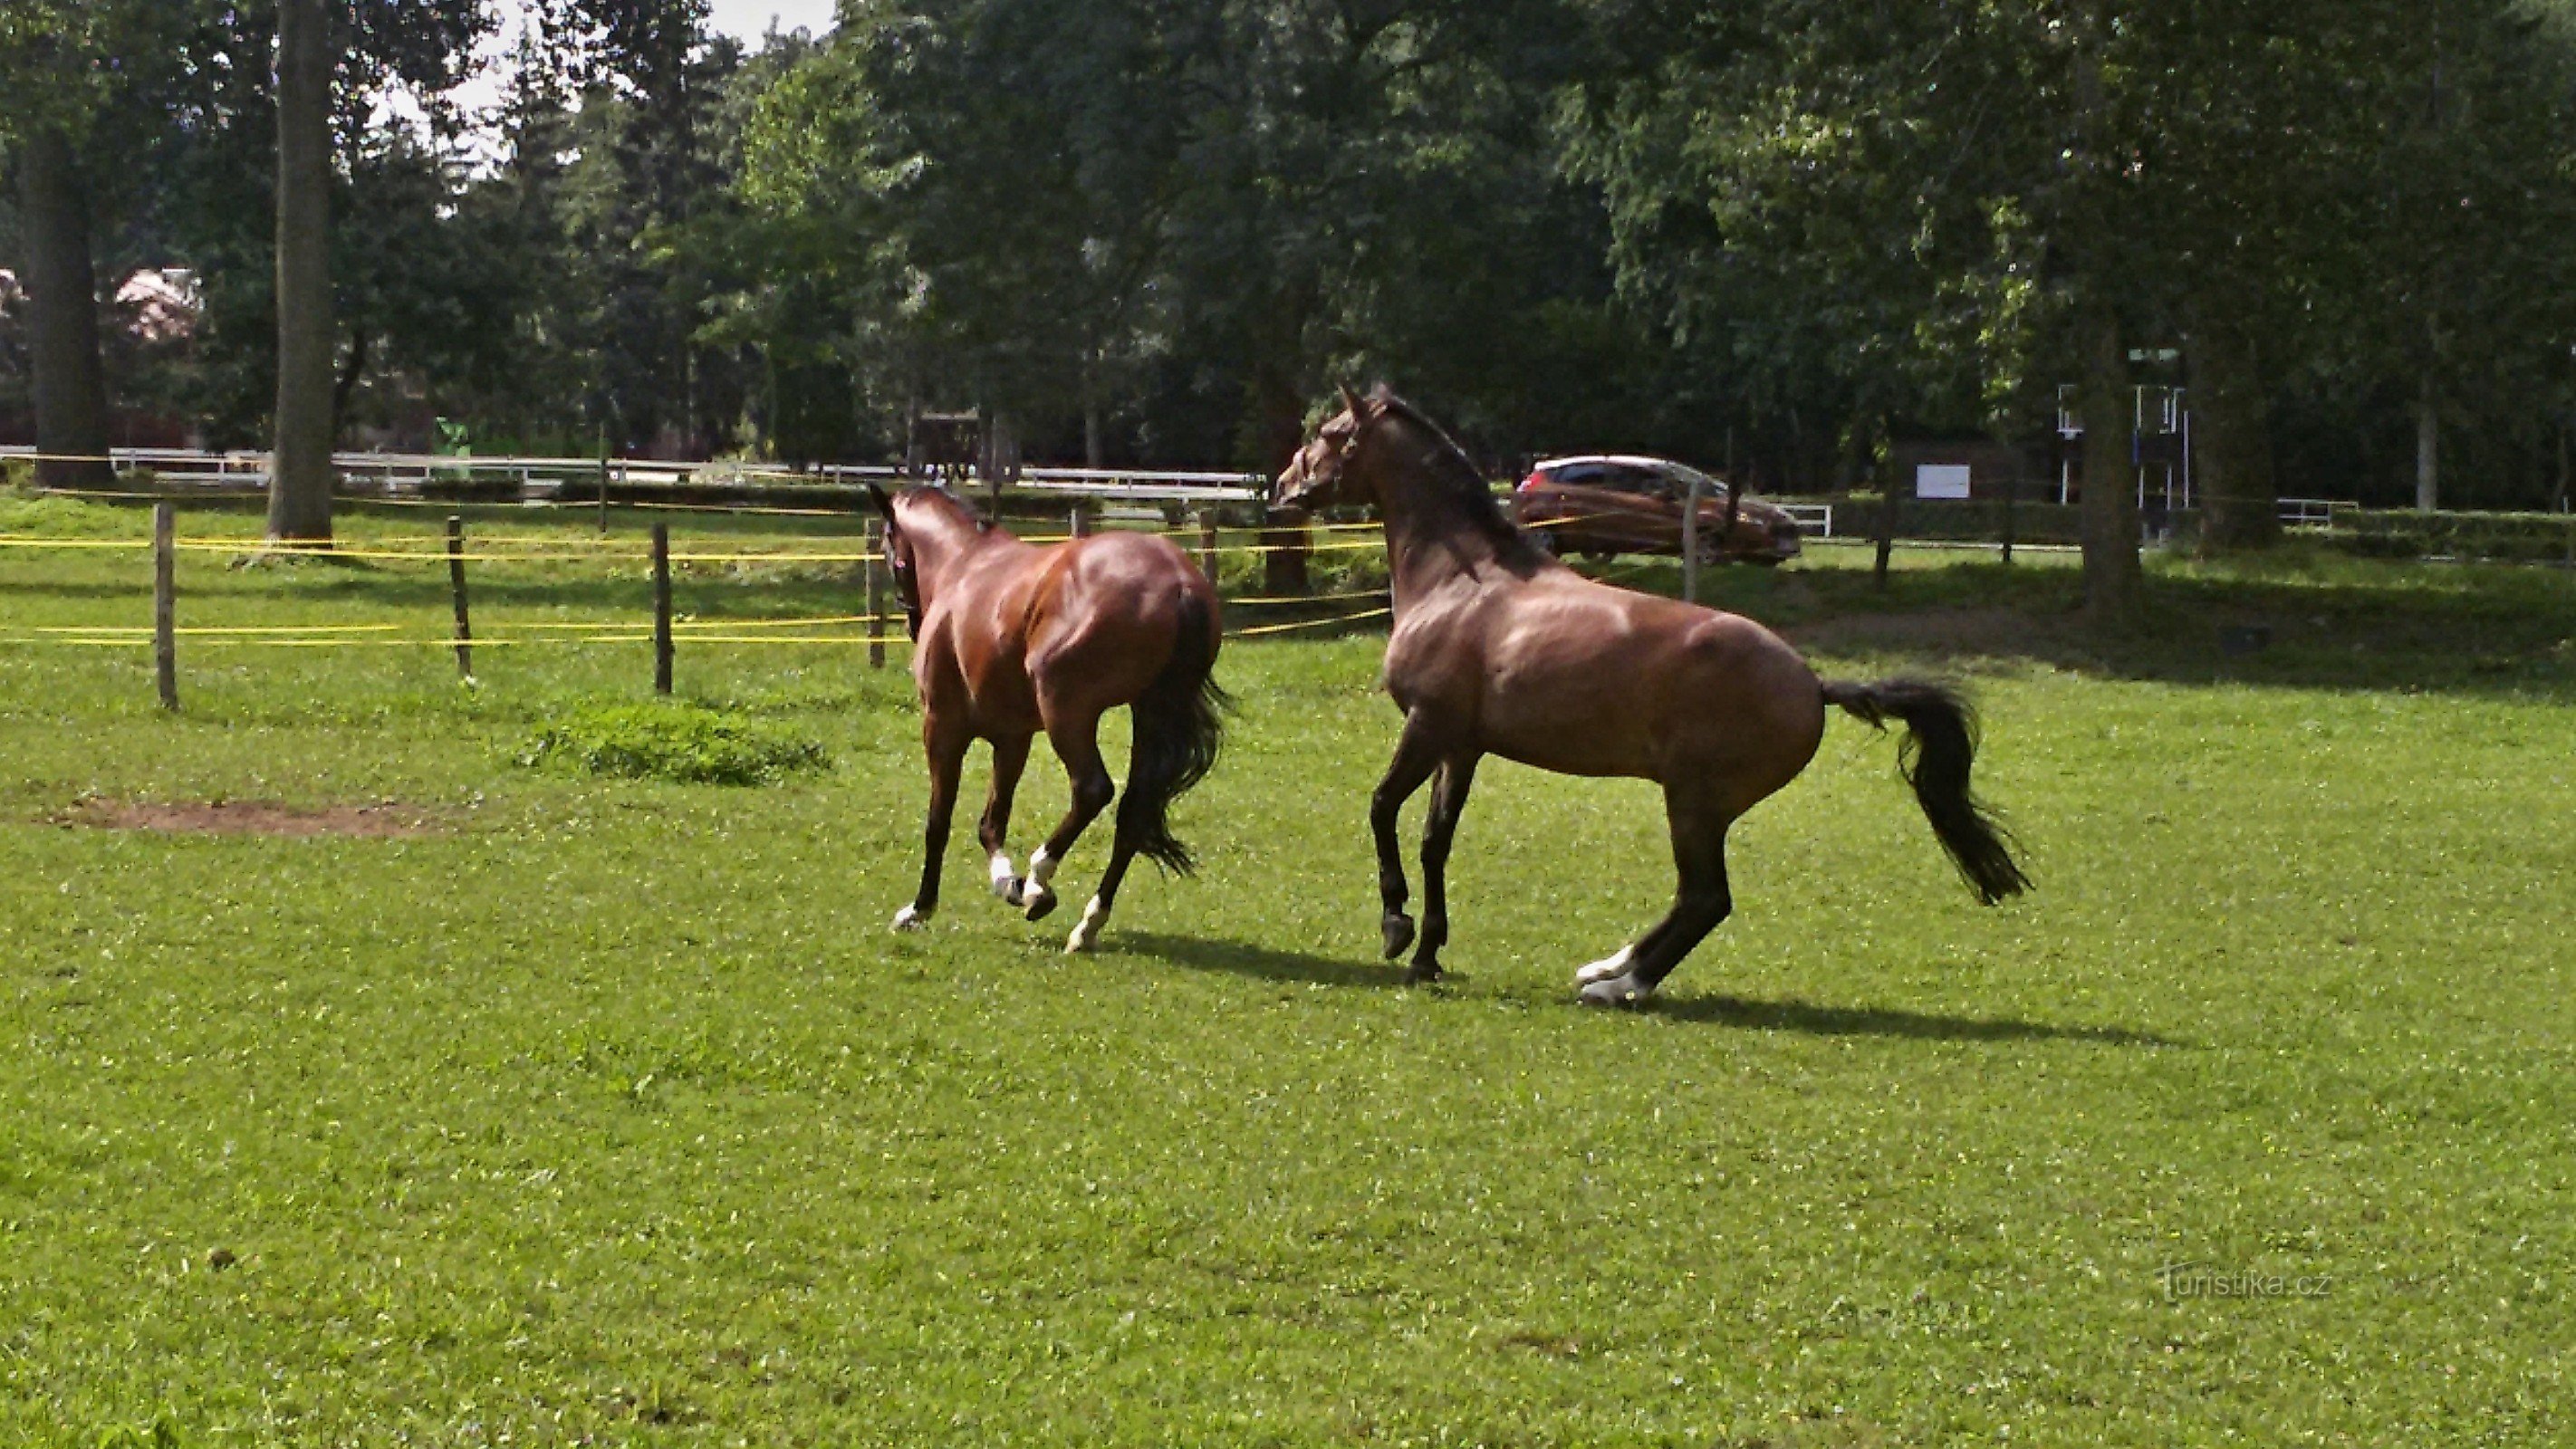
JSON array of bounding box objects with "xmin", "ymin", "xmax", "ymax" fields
[
  {"xmin": 1367, "ymin": 434, "xmax": 1523, "ymax": 607},
  {"xmin": 906, "ymin": 505, "xmax": 1007, "ymax": 591}
]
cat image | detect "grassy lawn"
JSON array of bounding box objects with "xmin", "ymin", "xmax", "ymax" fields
[{"xmin": 3, "ymin": 492, "xmax": 2572, "ymax": 1444}]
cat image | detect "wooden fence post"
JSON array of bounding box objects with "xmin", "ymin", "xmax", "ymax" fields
[
  {"xmin": 446, "ymin": 514, "xmax": 475, "ymax": 681},
  {"xmin": 651, "ymin": 523, "xmax": 673, "ymax": 696},
  {"xmin": 1873, "ymin": 469, "xmax": 1899, "ymax": 590},
  {"xmin": 1070, "ymin": 502, "xmax": 1092, "ymax": 538},
  {"xmin": 1197, "ymin": 509, "xmax": 1219, "ymax": 581},
  {"xmin": 1999, "ymin": 467, "xmax": 2018, "ymax": 567},
  {"xmin": 153, "ymin": 503, "xmax": 178, "ymax": 712},
  {"xmin": 1681, "ymin": 472, "xmax": 1704, "ymax": 604},
  {"xmin": 865, "ymin": 518, "xmax": 888, "ymax": 670},
  {"xmin": 596, "ymin": 427, "xmax": 610, "ymax": 535}
]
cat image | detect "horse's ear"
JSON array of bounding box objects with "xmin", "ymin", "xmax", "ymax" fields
[
  {"xmin": 864, "ymin": 482, "xmax": 896, "ymax": 524},
  {"xmin": 1338, "ymin": 382, "xmax": 1364, "ymax": 417}
]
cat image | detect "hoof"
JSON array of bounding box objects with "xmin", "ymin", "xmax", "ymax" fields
[
  {"xmin": 1065, "ymin": 898, "xmax": 1106, "ymax": 954},
  {"xmin": 1578, "ymin": 973, "xmax": 1656, "ymax": 1009},
  {"xmin": 891, "ymin": 904, "xmax": 930, "ymax": 932},
  {"xmin": 989, "ymin": 854, "xmax": 1018, "ymax": 900},
  {"xmin": 1405, "ymin": 959, "xmax": 1445, "ymax": 986},
  {"xmin": 1575, "ymin": 945, "xmax": 1635, "ymax": 987},
  {"xmin": 1380, "ymin": 912, "xmax": 1417, "ymax": 960},
  {"xmin": 999, "ymin": 877, "xmax": 1026, "ymax": 907},
  {"xmin": 1023, "ymin": 887, "xmax": 1059, "ymax": 923}
]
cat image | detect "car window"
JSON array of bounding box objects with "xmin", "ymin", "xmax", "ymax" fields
[{"xmin": 1547, "ymin": 463, "xmax": 1608, "ymax": 486}]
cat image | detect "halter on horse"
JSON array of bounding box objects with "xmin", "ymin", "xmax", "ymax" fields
[
  {"xmin": 870, "ymin": 485, "xmax": 1229, "ymax": 953},
  {"xmin": 1274, "ymin": 387, "xmax": 2028, "ymax": 1005}
]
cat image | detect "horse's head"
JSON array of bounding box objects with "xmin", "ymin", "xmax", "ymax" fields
[
  {"xmin": 866, "ymin": 484, "xmax": 927, "ymax": 638},
  {"xmin": 1274, "ymin": 384, "xmax": 1379, "ymax": 512}
]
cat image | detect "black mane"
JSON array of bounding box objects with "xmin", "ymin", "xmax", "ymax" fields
[{"xmin": 1367, "ymin": 387, "xmax": 1530, "ymax": 552}]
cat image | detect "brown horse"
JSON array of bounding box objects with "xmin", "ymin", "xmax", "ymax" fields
[
  {"xmin": 1274, "ymin": 388, "xmax": 2028, "ymax": 1005},
  {"xmin": 870, "ymin": 485, "xmax": 1228, "ymax": 952}
]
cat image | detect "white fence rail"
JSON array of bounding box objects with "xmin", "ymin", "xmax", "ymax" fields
[
  {"xmin": 1779, "ymin": 503, "xmax": 1835, "ymax": 538},
  {"xmin": 0, "ymin": 446, "xmax": 1266, "ymax": 507}
]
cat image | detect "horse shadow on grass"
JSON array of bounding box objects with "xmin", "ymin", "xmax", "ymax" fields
[
  {"xmin": 1647, "ymin": 992, "xmax": 2182, "ymax": 1047},
  {"xmin": 1113, "ymin": 931, "xmax": 2181, "ymax": 1046},
  {"xmin": 1109, "ymin": 931, "xmax": 1413, "ymax": 992}
]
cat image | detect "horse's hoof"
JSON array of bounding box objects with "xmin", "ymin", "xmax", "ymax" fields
[
  {"xmin": 1578, "ymin": 973, "xmax": 1655, "ymax": 1009},
  {"xmin": 989, "ymin": 855, "xmax": 1018, "ymax": 899},
  {"xmin": 1064, "ymin": 897, "xmax": 1107, "ymax": 954},
  {"xmin": 891, "ymin": 904, "xmax": 930, "ymax": 932},
  {"xmin": 1380, "ymin": 913, "xmax": 1416, "ymax": 959},
  {"xmin": 1575, "ymin": 945, "xmax": 1635, "ymax": 986},
  {"xmin": 1406, "ymin": 960, "xmax": 1444, "ymax": 986},
  {"xmin": 1023, "ymin": 887, "xmax": 1059, "ymax": 923},
  {"xmin": 999, "ymin": 878, "xmax": 1026, "ymax": 907}
]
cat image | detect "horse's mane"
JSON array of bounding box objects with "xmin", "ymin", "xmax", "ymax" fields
[{"xmin": 1366, "ymin": 386, "xmax": 1527, "ymax": 552}]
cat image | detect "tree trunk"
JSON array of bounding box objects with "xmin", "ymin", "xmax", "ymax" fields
[
  {"xmin": 1081, "ymin": 350, "xmax": 1105, "ymax": 467},
  {"xmin": 2414, "ymin": 375, "xmax": 2439, "ymax": 513},
  {"xmin": 269, "ymin": 0, "xmax": 337, "ymax": 542},
  {"xmin": 2556, "ymin": 422, "xmax": 2569, "ymax": 513},
  {"xmin": 2190, "ymin": 315, "xmax": 2278, "ymax": 552},
  {"xmin": 14, "ymin": 129, "xmax": 113, "ymax": 492},
  {"xmin": 1250, "ymin": 370, "xmax": 1310, "ymax": 595},
  {"xmin": 2080, "ymin": 311, "xmax": 2144, "ymax": 625}
]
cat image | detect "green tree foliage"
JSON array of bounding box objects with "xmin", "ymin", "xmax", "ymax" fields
[{"xmin": 8, "ymin": 0, "xmax": 2574, "ymax": 564}]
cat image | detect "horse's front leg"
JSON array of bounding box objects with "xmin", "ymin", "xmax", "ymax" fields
[
  {"xmin": 896, "ymin": 715, "xmax": 971, "ymax": 930},
  {"xmin": 979, "ymin": 732, "xmax": 1033, "ymax": 904},
  {"xmin": 1409, "ymin": 753, "xmax": 1480, "ymax": 984},
  {"xmin": 1370, "ymin": 714, "xmax": 1446, "ymax": 961}
]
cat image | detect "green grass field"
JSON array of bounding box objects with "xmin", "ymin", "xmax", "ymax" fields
[{"xmin": 4, "ymin": 491, "xmax": 2572, "ymax": 1445}]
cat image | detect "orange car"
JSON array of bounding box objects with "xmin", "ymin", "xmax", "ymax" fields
[{"xmin": 1512, "ymin": 455, "xmax": 1802, "ymax": 565}]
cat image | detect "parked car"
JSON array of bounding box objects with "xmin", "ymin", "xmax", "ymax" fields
[{"xmin": 1512, "ymin": 455, "xmax": 1802, "ymax": 565}]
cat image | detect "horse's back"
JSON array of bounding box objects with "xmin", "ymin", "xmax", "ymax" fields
[
  {"xmin": 1024, "ymin": 531, "xmax": 1219, "ymax": 713},
  {"xmin": 1421, "ymin": 571, "xmax": 1821, "ymax": 793}
]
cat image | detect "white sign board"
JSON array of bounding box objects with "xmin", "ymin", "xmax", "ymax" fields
[{"xmin": 1916, "ymin": 464, "xmax": 1973, "ymax": 500}]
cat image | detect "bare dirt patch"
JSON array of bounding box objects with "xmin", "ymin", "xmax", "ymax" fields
[{"xmin": 50, "ymin": 799, "xmax": 446, "ymax": 839}]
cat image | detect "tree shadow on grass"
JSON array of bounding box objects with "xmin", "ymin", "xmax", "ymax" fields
[
  {"xmin": 1110, "ymin": 931, "xmax": 1409, "ymax": 991},
  {"xmin": 1649, "ymin": 990, "xmax": 2183, "ymax": 1047}
]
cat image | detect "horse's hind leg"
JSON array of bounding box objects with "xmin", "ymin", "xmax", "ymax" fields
[
  {"xmin": 1064, "ymin": 784, "xmax": 1148, "ymax": 953},
  {"xmin": 1408, "ymin": 753, "xmax": 1479, "ymax": 984},
  {"xmin": 1371, "ymin": 713, "xmax": 1446, "ymax": 961},
  {"xmin": 1024, "ymin": 709, "xmax": 1114, "ymax": 923},
  {"xmin": 978, "ymin": 731, "xmax": 1033, "ymax": 904},
  {"xmin": 1579, "ymin": 792, "xmax": 1734, "ymax": 1007}
]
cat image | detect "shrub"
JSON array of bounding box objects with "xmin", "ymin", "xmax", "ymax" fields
[
  {"xmin": 2331, "ymin": 508, "xmax": 2576, "ymax": 563},
  {"xmin": 516, "ymin": 701, "xmax": 831, "ymax": 786}
]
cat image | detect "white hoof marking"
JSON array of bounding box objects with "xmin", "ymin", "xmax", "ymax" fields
[
  {"xmin": 988, "ymin": 853, "xmax": 1017, "ymax": 898},
  {"xmin": 1026, "ymin": 848, "xmax": 1059, "ymax": 889},
  {"xmin": 1575, "ymin": 945, "xmax": 1635, "ymax": 986},
  {"xmin": 1579, "ymin": 972, "xmax": 1656, "ymax": 1008},
  {"xmin": 891, "ymin": 904, "xmax": 930, "ymax": 932},
  {"xmin": 1065, "ymin": 897, "xmax": 1108, "ymax": 954}
]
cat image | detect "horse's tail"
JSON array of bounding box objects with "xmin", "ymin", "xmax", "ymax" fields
[
  {"xmin": 1821, "ymin": 677, "xmax": 2031, "ymax": 905},
  {"xmin": 1126, "ymin": 589, "xmax": 1232, "ymax": 876}
]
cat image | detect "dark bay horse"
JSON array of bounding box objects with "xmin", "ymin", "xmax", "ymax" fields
[
  {"xmin": 1274, "ymin": 388, "xmax": 2029, "ymax": 1005},
  {"xmin": 870, "ymin": 485, "xmax": 1228, "ymax": 952}
]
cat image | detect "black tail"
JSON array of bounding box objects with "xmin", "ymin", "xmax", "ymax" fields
[
  {"xmin": 1821, "ymin": 677, "xmax": 2031, "ymax": 905},
  {"xmin": 1125, "ymin": 591, "xmax": 1232, "ymax": 876}
]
